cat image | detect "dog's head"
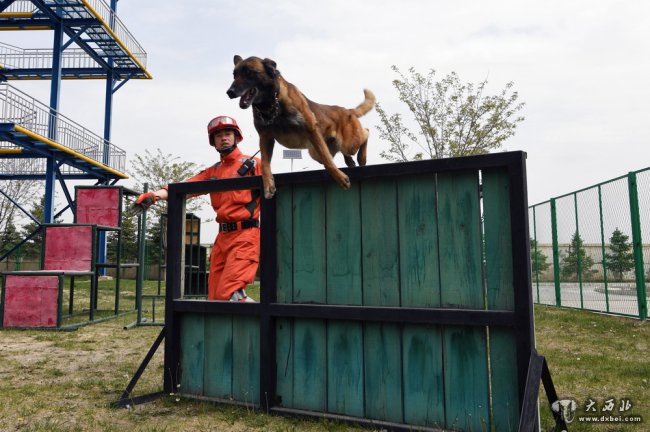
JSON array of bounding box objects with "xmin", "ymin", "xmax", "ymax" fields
[{"xmin": 227, "ymin": 55, "xmax": 280, "ymax": 109}]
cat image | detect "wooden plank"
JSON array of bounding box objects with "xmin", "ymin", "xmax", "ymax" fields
[
  {"xmin": 292, "ymin": 319, "xmax": 327, "ymax": 411},
  {"xmin": 483, "ymin": 167, "xmax": 519, "ymax": 430},
  {"xmin": 361, "ymin": 179, "xmax": 399, "ymax": 306},
  {"xmin": 437, "ymin": 171, "xmax": 483, "ymax": 308},
  {"xmin": 232, "ymin": 316, "xmax": 260, "ymax": 404},
  {"xmin": 275, "ymin": 318, "xmax": 294, "ymax": 407},
  {"xmin": 327, "ymin": 321, "xmax": 364, "ymax": 417},
  {"xmin": 276, "ymin": 186, "xmax": 293, "ymax": 303},
  {"xmin": 437, "ymin": 171, "xmax": 490, "ymax": 430},
  {"xmin": 203, "ymin": 314, "xmax": 233, "ymax": 399},
  {"xmin": 292, "ymin": 184, "xmax": 326, "ymax": 303},
  {"xmin": 364, "ymin": 322, "xmax": 403, "ymax": 423},
  {"xmin": 326, "ymin": 182, "xmax": 362, "ymax": 305},
  {"xmin": 402, "ymin": 324, "xmax": 445, "ymax": 427},
  {"xmin": 443, "ymin": 326, "xmax": 490, "ymax": 431},
  {"xmin": 397, "ymin": 174, "xmax": 440, "ymax": 307},
  {"xmin": 179, "ymin": 313, "xmax": 205, "ymax": 396}
]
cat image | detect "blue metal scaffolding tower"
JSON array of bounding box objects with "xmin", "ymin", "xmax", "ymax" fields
[{"xmin": 0, "ymin": 0, "xmax": 150, "ymax": 264}]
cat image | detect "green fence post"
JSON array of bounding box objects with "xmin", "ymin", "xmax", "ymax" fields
[
  {"xmin": 574, "ymin": 193, "xmax": 584, "ymax": 309},
  {"xmin": 532, "ymin": 205, "xmax": 540, "ymax": 303},
  {"xmin": 628, "ymin": 172, "xmax": 648, "ymax": 319},
  {"xmin": 136, "ymin": 183, "xmax": 148, "ymax": 325},
  {"xmin": 551, "ymin": 199, "xmax": 561, "ymax": 306},
  {"xmin": 598, "ymin": 185, "xmax": 610, "ymax": 313}
]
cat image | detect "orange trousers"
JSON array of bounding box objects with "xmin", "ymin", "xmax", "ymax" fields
[{"xmin": 208, "ymin": 227, "xmax": 260, "ymax": 300}]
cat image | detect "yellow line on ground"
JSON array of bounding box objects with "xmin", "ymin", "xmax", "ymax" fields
[
  {"xmin": 79, "ymin": 0, "xmax": 153, "ymax": 80},
  {"xmin": 14, "ymin": 125, "xmax": 129, "ymax": 179}
]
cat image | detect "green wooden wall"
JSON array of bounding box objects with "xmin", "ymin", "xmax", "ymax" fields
[{"xmin": 179, "ymin": 168, "xmax": 521, "ymax": 430}]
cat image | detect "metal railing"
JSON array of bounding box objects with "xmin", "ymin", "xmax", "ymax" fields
[
  {"xmin": 0, "ymin": 42, "xmax": 101, "ymax": 70},
  {"xmin": 0, "ymin": 83, "xmax": 126, "ymax": 173},
  {"xmin": 1, "ymin": 0, "xmax": 147, "ymax": 69},
  {"xmin": 529, "ymin": 168, "xmax": 649, "ymax": 319}
]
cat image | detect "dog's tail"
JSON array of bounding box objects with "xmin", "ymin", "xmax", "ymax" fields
[{"xmin": 351, "ymin": 89, "xmax": 375, "ymax": 117}]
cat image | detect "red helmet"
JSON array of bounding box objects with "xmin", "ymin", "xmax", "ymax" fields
[{"xmin": 207, "ymin": 115, "xmax": 243, "ymax": 145}]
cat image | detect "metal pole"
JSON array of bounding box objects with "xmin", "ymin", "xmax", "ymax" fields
[
  {"xmin": 532, "ymin": 205, "xmax": 539, "ymax": 303},
  {"xmin": 136, "ymin": 183, "xmax": 148, "ymax": 325},
  {"xmin": 45, "ymin": 22, "xmax": 64, "ymax": 224},
  {"xmin": 574, "ymin": 193, "xmax": 584, "ymax": 309},
  {"xmin": 598, "ymin": 185, "xmax": 610, "ymax": 313},
  {"xmin": 550, "ymin": 199, "xmax": 561, "ymax": 306},
  {"xmin": 627, "ymin": 172, "xmax": 647, "ymax": 319}
]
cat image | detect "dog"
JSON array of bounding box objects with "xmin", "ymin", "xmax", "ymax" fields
[{"xmin": 227, "ymin": 55, "xmax": 375, "ymax": 199}]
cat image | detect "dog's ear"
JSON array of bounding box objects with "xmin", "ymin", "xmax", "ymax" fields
[
  {"xmin": 234, "ymin": 55, "xmax": 243, "ymax": 65},
  {"xmin": 262, "ymin": 58, "xmax": 279, "ymax": 78}
]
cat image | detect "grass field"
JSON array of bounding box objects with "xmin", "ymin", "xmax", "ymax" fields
[{"xmin": 0, "ymin": 283, "xmax": 647, "ymax": 431}]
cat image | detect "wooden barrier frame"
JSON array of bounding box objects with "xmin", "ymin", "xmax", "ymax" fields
[{"xmin": 163, "ymin": 151, "xmax": 536, "ymax": 431}]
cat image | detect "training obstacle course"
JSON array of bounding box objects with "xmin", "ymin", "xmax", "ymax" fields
[
  {"xmin": 0, "ymin": 185, "xmax": 145, "ymax": 329},
  {"xmin": 135, "ymin": 150, "xmax": 561, "ymax": 432}
]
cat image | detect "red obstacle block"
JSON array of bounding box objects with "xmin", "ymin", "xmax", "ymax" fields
[
  {"xmin": 75, "ymin": 187, "xmax": 121, "ymax": 228},
  {"xmin": 44, "ymin": 225, "xmax": 95, "ymax": 272},
  {"xmin": 2, "ymin": 275, "xmax": 60, "ymax": 327}
]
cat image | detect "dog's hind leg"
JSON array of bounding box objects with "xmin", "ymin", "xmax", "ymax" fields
[
  {"xmin": 356, "ymin": 129, "xmax": 369, "ymax": 166},
  {"xmin": 344, "ymin": 155, "xmax": 356, "ymax": 167}
]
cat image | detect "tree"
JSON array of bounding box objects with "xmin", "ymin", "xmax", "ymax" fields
[
  {"xmin": 605, "ymin": 228, "xmax": 634, "ymax": 281},
  {"xmin": 0, "ymin": 179, "xmax": 40, "ymax": 238},
  {"xmin": 376, "ymin": 66, "xmax": 525, "ymax": 161},
  {"xmin": 1, "ymin": 218, "xmax": 23, "ymax": 256},
  {"xmin": 530, "ymin": 238, "xmax": 550, "ymax": 274},
  {"xmin": 129, "ymin": 148, "xmax": 205, "ymax": 221},
  {"xmin": 106, "ymin": 212, "xmax": 139, "ymax": 264},
  {"xmin": 560, "ymin": 231, "xmax": 595, "ymax": 281}
]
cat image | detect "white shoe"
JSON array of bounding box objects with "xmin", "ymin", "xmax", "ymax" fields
[{"xmin": 229, "ymin": 289, "xmax": 257, "ymax": 303}]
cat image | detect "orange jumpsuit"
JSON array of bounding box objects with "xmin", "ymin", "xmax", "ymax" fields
[{"xmin": 186, "ymin": 147, "xmax": 262, "ymax": 300}]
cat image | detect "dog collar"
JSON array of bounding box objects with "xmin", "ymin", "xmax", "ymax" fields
[{"xmin": 253, "ymin": 92, "xmax": 280, "ymax": 125}]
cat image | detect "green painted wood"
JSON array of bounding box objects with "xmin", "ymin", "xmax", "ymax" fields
[
  {"xmin": 398, "ymin": 174, "xmax": 440, "ymax": 307},
  {"xmin": 203, "ymin": 314, "xmax": 233, "ymax": 399},
  {"xmin": 437, "ymin": 171, "xmax": 483, "ymax": 308},
  {"xmin": 293, "ymin": 184, "xmax": 326, "ymax": 303},
  {"xmin": 326, "ymin": 182, "xmax": 362, "ymax": 305},
  {"xmin": 361, "ymin": 179, "xmax": 399, "ymax": 306},
  {"xmin": 483, "ymin": 167, "xmax": 520, "ymax": 430},
  {"xmin": 232, "ymin": 315, "xmax": 260, "ymax": 404},
  {"xmin": 443, "ymin": 326, "xmax": 490, "ymax": 431},
  {"xmin": 364, "ymin": 322, "xmax": 403, "ymax": 423},
  {"xmin": 437, "ymin": 171, "xmax": 490, "ymax": 430},
  {"xmin": 276, "ymin": 186, "xmax": 293, "ymax": 303},
  {"xmin": 402, "ymin": 324, "xmax": 445, "ymax": 427},
  {"xmin": 275, "ymin": 318, "xmax": 294, "ymax": 407},
  {"xmin": 327, "ymin": 321, "xmax": 364, "ymax": 416},
  {"xmin": 179, "ymin": 313, "xmax": 205, "ymax": 395},
  {"xmin": 293, "ymin": 319, "xmax": 327, "ymax": 411}
]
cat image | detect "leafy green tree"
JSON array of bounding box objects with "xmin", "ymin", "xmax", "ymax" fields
[
  {"xmin": 560, "ymin": 231, "xmax": 595, "ymax": 281},
  {"xmin": 376, "ymin": 66, "xmax": 525, "ymax": 161},
  {"xmin": 530, "ymin": 238, "xmax": 550, "ymax": 274},
  {"xmin": 107, "ymin": 212, "xmax": 139, "ymax": 264},
  {"xmin": 605, "ymin": 228, "xmax": 634, "ymax": 281},
  {"xmin": 1, "ymin": 218, "xmax": 23, "ymax": 256}
]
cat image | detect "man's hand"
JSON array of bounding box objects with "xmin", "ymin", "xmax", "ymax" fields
[{"xmin": 126, "ymin": 192, "xmax": 158, "ymax": 217}]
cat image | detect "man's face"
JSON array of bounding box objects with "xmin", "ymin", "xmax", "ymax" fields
[{"xmin": 212, "ymin": 129, "xmax": 236, "ymax": 150}]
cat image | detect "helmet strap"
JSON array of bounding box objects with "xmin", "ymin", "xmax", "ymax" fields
[{"xmin": 216, "ymin": 143, "xmax": 237, "ymax": 155}]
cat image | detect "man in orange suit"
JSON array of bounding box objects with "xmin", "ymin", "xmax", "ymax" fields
[{"xmin": 133, "ymin": 116, "xmax": 261, "ymax": 302}]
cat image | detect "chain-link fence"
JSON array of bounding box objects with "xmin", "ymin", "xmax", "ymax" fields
[{"xmin": 529, "ymin": 169, "xmax": 649, "ymax": 319}]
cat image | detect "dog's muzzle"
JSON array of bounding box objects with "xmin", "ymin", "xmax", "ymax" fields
[{"xmin": 227, "ymin": 86, "xmax": 238, "ymax": 99}]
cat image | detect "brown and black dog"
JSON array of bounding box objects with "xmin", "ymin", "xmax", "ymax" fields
[{"xmin": 227, "ymin": 55, "xmax": 375, "ymax": 199}]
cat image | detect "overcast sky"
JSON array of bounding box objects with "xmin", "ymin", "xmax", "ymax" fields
[{"xmin": 4, "ymin": 0, "xmax": 650, "ymax": 239}]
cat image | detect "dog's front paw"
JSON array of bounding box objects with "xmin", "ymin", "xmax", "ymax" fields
[
  {"xmin": 339, "ymin": 174, "xmax": 351, "ymax": 190},
  {"xmin": 264, "ymin": 185, "xmax": 276, "ymax": 199}
]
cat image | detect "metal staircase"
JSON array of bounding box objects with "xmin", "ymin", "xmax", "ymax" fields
[{"xmin": 0, "ymin": 0, "xmax": 150, "ymax": 223}]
